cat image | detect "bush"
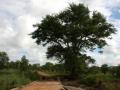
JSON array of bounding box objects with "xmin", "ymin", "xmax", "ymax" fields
[
  {"xmin": 80, "ymin": 74, "xmax": 96, "ymax": 85},
  {"xmin": 80, "ymin": 73, "xmax": 115, "ymax": 86},
  {"xmin": 25, "ymin": 71, "xmax": 40, "ymax": 81},
  {"xmin": 104, "ymin": 82, "xmax": 120, "ymax": 90},
  {"xmin": 0, "ymin": 69, "xmax": 31, "ymax": 90}
]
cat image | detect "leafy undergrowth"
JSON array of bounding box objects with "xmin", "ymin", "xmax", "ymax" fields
[
  {"xmin": 0, "ymin": 69, "xmax": 31, "ymax": 90},
  {"xmin": 79, "ymin": 73, "xmax": 120, "ymax": 90},
  {"xmin": 62, "ymin": 72, "xmax": 120, "ymax": 90},
  {"xmin": 104, "ymin": 81, "xmax": 120, "ymax": 90},
  {"xmin": 79, "ymin": 72, "xmax": 117, "ymax": 85}
]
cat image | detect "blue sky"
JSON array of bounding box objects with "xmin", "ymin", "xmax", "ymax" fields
[{"xmin": 0, "ymin": 0, "xmax": 120, "ymax": 65}]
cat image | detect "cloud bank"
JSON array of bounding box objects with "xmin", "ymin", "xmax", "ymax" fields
[{"xmin": 0, "ymin": 0, "xmax": 120, "ymax": 65}]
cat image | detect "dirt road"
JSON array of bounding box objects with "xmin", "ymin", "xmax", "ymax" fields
[{"xmin": 12, "ymin": 81, "xmax": 64, "ymax": 90}]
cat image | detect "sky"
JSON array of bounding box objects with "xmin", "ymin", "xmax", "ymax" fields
[{"xmin": 0, "ymin": 0, "xmax": 120, "ymax": 65}]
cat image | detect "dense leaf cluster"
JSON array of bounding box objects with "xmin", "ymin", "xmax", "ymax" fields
[{"xmin": 31, "ymin": 3, "xmax": 116, "ymax": 76}]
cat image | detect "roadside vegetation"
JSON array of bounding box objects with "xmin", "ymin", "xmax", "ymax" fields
[
  {"xmin": 0, "ymin": 69, "xmax": 30, "ymax": 90},
  {"xmin": 0, "ymin": 52, "xmax": 41, "ymax": 90},
  {"xmin": 1, "ymin": 50, "xmax": 120, "ymax": 90}
]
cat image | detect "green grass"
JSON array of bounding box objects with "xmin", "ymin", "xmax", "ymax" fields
[
  {"xmin": 80, "ymin": 72, "xmax": 118, "ymax": 86},
  {"xmin": 104, "ymin": 82, "xmax": 120, "ymax": 90},
  {"xmin": 0, "ymin": 69, "xmax": 31, "ymax": 90},
  {"xmin": 79, "ymin": 72, "xmax": 120, "ymax": 90}
]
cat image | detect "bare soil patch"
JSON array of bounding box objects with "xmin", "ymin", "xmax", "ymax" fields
[{"xmin": 13, "ymin": 81, "xmax": 64, "ymax": 90}]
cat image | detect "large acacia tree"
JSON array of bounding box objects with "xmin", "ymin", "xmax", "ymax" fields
[{"xmin": 31, "ymin": 4, "xmax": 116, "ymax": 77}]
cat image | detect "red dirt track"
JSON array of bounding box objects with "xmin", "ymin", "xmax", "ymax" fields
[{"xmin": 16, "ymin": 81, "xmax": 64, "ymax": 90}]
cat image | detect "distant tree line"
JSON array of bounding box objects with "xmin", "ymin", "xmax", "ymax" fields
[
  {"xmin": 0, "ymin": 51, "xmax": 65, "ymax": 73},
  {"xmin": 1, "ymin": 50, "xmax": 120, "ymax": 90},
  {"xmin": 0, "ymin": 51, "xmax": 40, "ymax": 71},
  {"xmin": 1, "ymin": 51, "xmax": 120, "ymax": 79}
]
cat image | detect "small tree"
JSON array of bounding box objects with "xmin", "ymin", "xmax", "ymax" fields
[
  {"xmin": 31, "ymin": 3, "xmax": 116, "ymax": 77},
  {"xmin": 41, "ymin": 62, "xmax": 54, "ymax": 71},
  {"xmin": 20, "ymin": 55, "xmax": 29, "ymax": 71},
  {"xmin": 101, "ymin": 64, "xmax": 108, "ymax": 74},
  {"xmin": 111, "ymin": 65, "xmax": 120, "ymax": 78},
  {"xmin": 31, "ymin": 64, "xmax": 40, "ymax": 70},
  {"xmin": 0, "ymin": 51, "xmax": 9, "ymax": 69}
]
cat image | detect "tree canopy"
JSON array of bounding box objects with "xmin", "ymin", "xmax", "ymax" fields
[
  {"xmin": 101, "ymin": 64, "xmax": 108, "ymax": 74},
  {"xmin": 0, "ymin": 51, "xmax": 9, "ymax": 69},
  {"xmin": 31, "ymin": 3, "xmax": 116, "ymax": 77},
  {"xmin": 20, "ymin": 55, "xmax": 29, "ymax": 71}
]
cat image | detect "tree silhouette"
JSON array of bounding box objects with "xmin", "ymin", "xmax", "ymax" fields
[
  {"xmin": 0, "ymin": 51, "xmax": 9, "ymax": 69},
  {"xmin": 101, "ymin": 64, "xmax": 108, "ymax": 74},
  {"xmin": 20, "ymin": 55, "xmax": 29, "ymax": 71},
  {"xmin": 31, "ymin": 3, "xmax": 116, "ymax": 77}
]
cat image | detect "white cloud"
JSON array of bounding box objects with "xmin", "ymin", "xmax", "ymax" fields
[
  {"xmin": 0, "ymin": 0, "xmax": 120, "ymax": 65},
  {"xmin": 88, "ymin": 19, "xmax": 120, "ymax": 66}
]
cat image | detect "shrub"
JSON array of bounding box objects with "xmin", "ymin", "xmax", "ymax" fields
[
  {"xmin": 0, "ymin": 69, "xmax": 31, "ymax": 90},
  {"xmin": 25, "ymin": 71, "xmax": 40, "ymax": 81},
  {"xmin": 80, "ymin": 73, "xmax": 115, "ymax": 86}
]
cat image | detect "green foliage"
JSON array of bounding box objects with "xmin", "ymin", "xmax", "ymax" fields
[
  {"xmin": 9, "ymin": 61, "xmax": 21, "ymax": 69},
  {"xmin": 104, "ymin": 82, "xmax": 120, "ymax": 90},
  {"xmin": 31, "ymin": 3, "xmax": 116, "ymax": 77},
  {"xmin": 41, "ymin": 62, "xmax": 54, "ymax": 71},
  {"xmin": 110, "ymin": 65, "xmax": 120, "ymax": 78},
  {"xmin": 80, "ymin": 72, "xmax": 116, "ymax": 86},
  {"xmin": 0, "ymin": 51, "xmax": 9, "ymax": 69},
  {"xmin": 0, "ymin": 53, "xmax": 41, "ymax": 90},
  {"xmin": 30, "ymin": 64, "xmax": 41, "ymax": 70},
  {"xmin": 20, "ymin": 55, "xmax": 29, "ymax": 71},
  {"xmin": 24, "ymin": 71, "xmax": 40, "ymax": 81},
  {"xmin": 41, "ymin": 62, "xmax": 66, "ymax": 75},
  {"xmin": 101, "ymin": 64, "xmax": 108, "ymax": 74},
  {"xmin": 88, "ymin": 66, "xmax": 100, "ymax": 74},
  {"xmin": 0, "ymin": 69, "xmax": 31, "ymax": 90}
]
